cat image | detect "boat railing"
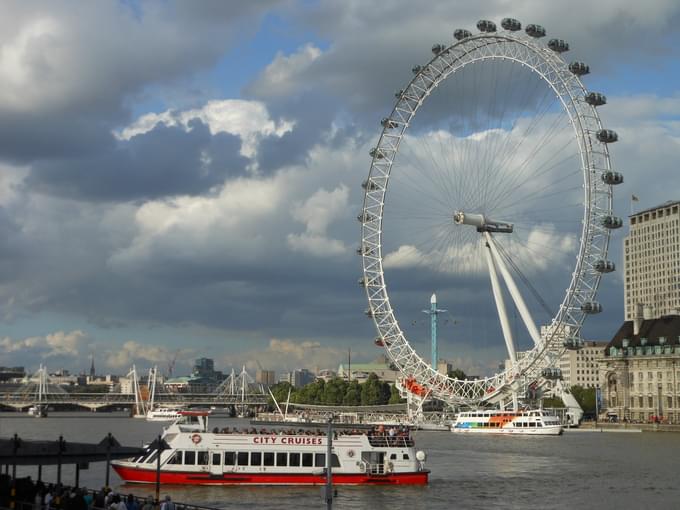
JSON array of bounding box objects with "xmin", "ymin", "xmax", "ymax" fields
[
  {"xmin": 365, "ymin": 462, "xmax": 387, "ymax": 475},
  {"xmin": 367, "ymin": 435, "xmax": 414, "ymax": 448}
]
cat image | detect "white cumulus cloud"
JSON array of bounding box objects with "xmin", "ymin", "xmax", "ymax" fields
[{"xmin": 116, "ymin": 99, "xmax": 293, "ymax": 159}]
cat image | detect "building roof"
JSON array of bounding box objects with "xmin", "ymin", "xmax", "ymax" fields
[
  {"xmin": 629, "ymin": 200, "xmax": 680, "ymax": 218},
  {"xmin": 337, "ymin": 363, "xmax": 396, "ymax": 373},
  {"xmin": 605, "ymin": 315, "xmax": 680, "ymax": 355}
]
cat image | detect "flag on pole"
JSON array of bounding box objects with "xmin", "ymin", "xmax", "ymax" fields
[{"xmin": 631, "ymin": 194, "xmax": 639, "ymax": 202}]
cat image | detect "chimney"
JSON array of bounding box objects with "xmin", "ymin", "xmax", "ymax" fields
[{"xmin": 633, "ymin": 303, "xmax": 644, "ymax": 336}]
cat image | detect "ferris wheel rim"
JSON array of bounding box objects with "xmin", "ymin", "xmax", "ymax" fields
[{"xmin": 359, "ymin": 27, "xmax": 615, "ymax": 406}]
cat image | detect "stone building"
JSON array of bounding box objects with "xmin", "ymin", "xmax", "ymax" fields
[
  {"xmin": 600, "ymin": 315, "xmax": 680, "ymax": 423},
  {"xmin": 559, "ymin": 341, "xmax": 607, "ymax": 388}
]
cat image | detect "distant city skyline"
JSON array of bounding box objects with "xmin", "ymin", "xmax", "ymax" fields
[{"xmin": 1, "ymin": 1, "xmax": 679, "ymax": 376}]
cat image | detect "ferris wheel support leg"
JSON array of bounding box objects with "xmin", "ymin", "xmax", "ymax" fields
[
  {"xmin": 485, "ymin": 232, "xmax": 543, "ymax": 348},
  {"xmin": 484, "ymin": 239, "xmax": 517, "ymax": 364}
]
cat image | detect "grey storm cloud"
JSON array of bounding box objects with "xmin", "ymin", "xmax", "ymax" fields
[
  {"xmin": 0, "ymin": 1, "xmax": 678, "ymax": 375},
  {"xmin": 0, "ymin": 0, "xmax": 283, "ymax": 165},
  {"xmin": 263, "ymin": 0, "xmax": 680, "ymax": 122},
  {"xmin": 25, "ymin": 121, "xmax": 248, "ymax": 201}
]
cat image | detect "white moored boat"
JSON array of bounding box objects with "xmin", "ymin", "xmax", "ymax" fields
[
  {"xmin": 113, "ymin": 411, "xmax": 429, "ymax": 485},
  {"xmin": 451, "ymin": 409, "xmax": 562, "ymax": 435},
  {"xmin": 146, "ymin": 407, "xmax": 185, "ymax": 422}
]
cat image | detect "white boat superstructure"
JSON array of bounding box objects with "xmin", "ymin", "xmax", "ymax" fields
[{"xmin": 451, "ymin": 409, "xmax": 562, "ymax": 435}]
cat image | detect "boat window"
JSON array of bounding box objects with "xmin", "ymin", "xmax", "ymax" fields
[
  {"xmin": 331, "ymin": 454, "xmax": 340, "ymax": 467},
  {"xmin": 237, "ymin": 452, "xmax": 248, "ymax": 466},
  {"xmin": 529, "ymin": 422, "xmax": 536, "ymax": 427},
  {"xmin": 211, "ymin": 453, "xmax": 221, "ymax": 466},
  {"xmin": 251, "ymin": 452, "xmax": 262, "ymax": 466},
  {"xmin": 224, "ymin": 452, "xmax": 235, "ymax": 465},
  {"xmin": 276, "ymin": 452, "xmax": 287, "ymax": 466},
  {"xmin": 390, "ymin": 454, "xmax": 397, "ymax": 460},
  {"xmin": 197, "ymin": 451, "xmax": 209, "ymax": 465},
  {"xmin": 145, "ymin": 451, "xmax": 160, "ymax": 464},
  {"xmin": 167, "ymin": 451, "xmax": 182, "ymax": 465},
  {"xmin": 184, "ymin": 451, "xmax": 196, "ymax": 465},
  {"xmin": 289, "ymin": 453, "xmax": 301, "ymax": 467},
  {"xmin": 263, "ymin": 452, "xmax": 275, "ymax": 466},
  {"xmin": 537, "ymin": 422, "xmax": 543, "ymax": 427},
  {"xmin": 302, "ymin": 453, "xmax": 313, "ymax": 467},
  {"xmin": 403, "ymin": 454, "xmax": 410, "ymax": 460},
  {"xmin": 315, "ymin": 453, "xmax": 326, "ymax": 467}
]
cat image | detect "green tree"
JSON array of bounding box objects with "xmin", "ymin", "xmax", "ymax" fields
[
  {"xmin": 388, "ymin": 383, "xmax": 405, "ymax": 404},
  {"xmin": 360, "ymin": 373, "xmax": 384, "ymax": 405},
  {"xmin": 343, "ymin": 380, "xmax": 362, "ymax": 405},
  {"xmin": 541, "ymin": 396, "xmax": 564, "ymax": 408},
  {"xmin": 570, "ymin": 385, "xmax": 596, "ymax": 414},
  {"xmin": 269, "ymin": 382, "xmax": 296, "ymax": 406},
  {"xmin": 323, "ymin": 377, "xmax": 347, "ymax": 405},
  {"xmin": 448, "ymin": 369, "xmax": 467, "ymax": 380},
  {"xmin": 297, "ymin": 379, "xmax": 325, "ymax": 404}
]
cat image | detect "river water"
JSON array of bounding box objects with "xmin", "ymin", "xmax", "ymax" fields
[{"xmin": 2, "ymin": 413, "xmax": 678, "ymax": 509}]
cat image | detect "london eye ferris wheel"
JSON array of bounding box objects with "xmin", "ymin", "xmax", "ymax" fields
[{"xmin": 358, "ymin": 18, "xmax": 622, "ymax": 407}]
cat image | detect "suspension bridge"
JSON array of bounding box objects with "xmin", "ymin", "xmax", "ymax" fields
[{"xmin": 0, "ymin": 365, "xmax": 269, "ymax": 413}]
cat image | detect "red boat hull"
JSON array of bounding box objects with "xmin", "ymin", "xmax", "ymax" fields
[{"xmin": 113, "ymin": 465, "xmax": 429, "ymax": 486}]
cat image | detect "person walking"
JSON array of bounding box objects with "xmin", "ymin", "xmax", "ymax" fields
[
  {"xmin": 159, "ymin": 496, "xmax": 175, "ymax": 510},
  {"xmin": 140, "ymin": 496, "xmax": 154, "ymax": 510}
]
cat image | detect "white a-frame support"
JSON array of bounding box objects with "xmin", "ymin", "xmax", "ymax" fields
[
  {"xmin": 484, "ymin": 232, "xmax": 543, "ymax": 349},
  {"xmin": 484, "ymin": 240, "xmax": 517, "ymax": 365}
]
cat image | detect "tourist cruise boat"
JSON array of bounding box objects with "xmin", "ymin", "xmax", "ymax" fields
[
  {"xmin": 145, "ymin": 407, "xmax": 185, "ymax": 422},
  {"xmin": 113, "ymin": 411, "xmax": 429, "ymax": 485},
  {"xmin": 451, "ymin": 409, "xmax": 563, "ymax": 435}
]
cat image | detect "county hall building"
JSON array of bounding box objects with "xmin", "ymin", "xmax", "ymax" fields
[{"xmin": 601, "ymin": 201, "xmax": 680, "ymax": 423}]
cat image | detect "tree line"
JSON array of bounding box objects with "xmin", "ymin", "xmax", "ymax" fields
[{"xmin": 269, "ymin": 373, "xmax": 404, "ymax": 406}]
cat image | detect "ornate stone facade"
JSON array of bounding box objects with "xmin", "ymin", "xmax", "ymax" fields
[{"xmin": 601, "ymin": 316, "xmax": 680, "ymax": 422}]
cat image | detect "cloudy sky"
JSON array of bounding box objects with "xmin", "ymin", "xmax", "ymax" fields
[{"xmin": 0, "ymin": 0, "xmax": 679, "ymax": 378}]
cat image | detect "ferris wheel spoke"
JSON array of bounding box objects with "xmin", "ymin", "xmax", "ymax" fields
[
  {"xmin": 491, "ymin": 112, "xmax": 570, "ymax": 208},
  {"xmin": 490, "ymin": 151, "xmax": 579, "ymax": 213}
]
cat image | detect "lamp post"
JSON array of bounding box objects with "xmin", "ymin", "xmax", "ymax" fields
[{"xmin": 324, "ymin": 416, "xmax": 335, "ymax": 509}]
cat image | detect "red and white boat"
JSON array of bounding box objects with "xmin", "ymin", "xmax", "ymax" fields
[{"xmin": 113, "ymin": 411, "xmax": 429, "ymax": 486}]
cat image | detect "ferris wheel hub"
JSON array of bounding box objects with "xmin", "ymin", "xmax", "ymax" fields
[{"xmin": 453, "ymin": 211, "xmax": 514, "ymax": 233}]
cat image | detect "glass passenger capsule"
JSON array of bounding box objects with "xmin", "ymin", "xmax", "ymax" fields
[
  {"xmin": 431, "ymin": 43, "xmax": 445, "ymax": 55},
  {"xmin": 476, "ymin": 19, "xmax": 497, "ymax": 32},
  {"xmin": 454, "ymin": 29, "xmax": 472, "ymax": 40},
  {"xmin": 601, "ymin": 215, "xmax": 623, "ymax": 229},
  {"xmin": 601, "ymin": 171, "xmax": 623, "ymax": 185},
  {"xmin": 594, "ymin": 260, "xmax": 616, "ymax": 273},
  {"xmin": 585, "ymin": 92, "xmax": 607, "ymax": 106},
  {"xmin": 563, "ymin": 338, "xmax": 584, "ymax": 350},
  {"xmin": 581, "ymin": 302, "xmax": 603, "ymax": 314},
  {"xmin": 369, "ymin": 148, "xmax": 385, "ymax": 159},
  {"xmin": 381, "ymin": 118, "xmax": 398, "ymax": 129},
  {"xmin": 525, "ymin": 24, "xmax": 546, "ymax": 37},
  {"xmin": 569, "ymin": 61, "xmax": 590, "ymax": 76},
  {"xmin": 596, "ymin": 129, "xmax": 618, "ymax": 143},
  {"xmin": 412, "ymin": 65, "xmax": 422, "ymax": 74},
  {"xmin": 548, "ymin": 39, "xmax": 569, "ymax": 52},
  {"xmin": 501, "ymin": 18, "xmax": 522, "ymax": 31},
  {"xmin": 541, "ymin": 368, "xmax": 562, "ymax": 380},
  {"xmin": 357, "ymin": 212, "xmax": 376, "ymax": 223},
  {"xmin": 362, "ymin": 179, "xmax": 378, "ymax": 191}
]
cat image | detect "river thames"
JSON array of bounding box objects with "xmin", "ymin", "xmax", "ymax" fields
[{"xmin": 2, "ymin": 413, "xmax": 678, "ymax": 509}]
